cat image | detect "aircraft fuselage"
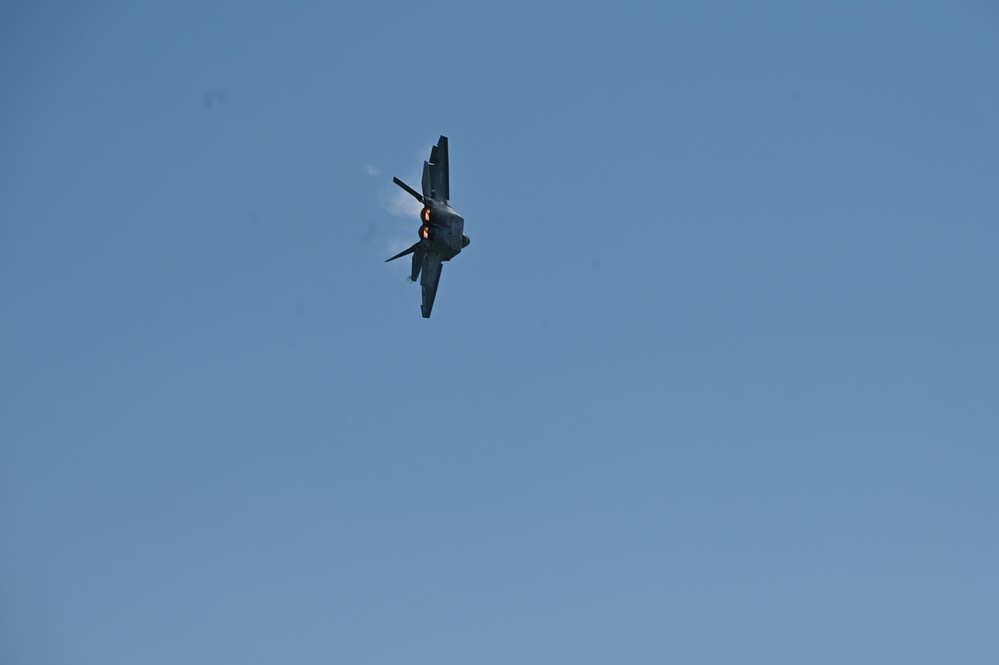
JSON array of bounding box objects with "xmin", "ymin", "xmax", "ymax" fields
[{"xmin": 421, "ymin": 203, "xmax": 466, "ymax": 260}]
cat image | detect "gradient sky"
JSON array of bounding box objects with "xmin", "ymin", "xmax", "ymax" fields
[{"xmin": 2, "ymin": 1, "xmax": 998, "ymax": 663}]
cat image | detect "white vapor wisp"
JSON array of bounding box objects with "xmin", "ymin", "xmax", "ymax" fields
[
  {"xmin": 379, "ymin": 144, "xmax": 434, "ymax": 264},
  {"xmin": 383, "ymin": 184, "xmax": 423, "ymax": 218},
  {"xmin": 380, "ymin": 170, "xmax": 423, "ymax": 259}
]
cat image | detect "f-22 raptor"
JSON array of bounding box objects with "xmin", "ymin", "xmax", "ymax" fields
[{"xmin": 386, "ymin": 136, "xmax": 469, "ymax": 318}]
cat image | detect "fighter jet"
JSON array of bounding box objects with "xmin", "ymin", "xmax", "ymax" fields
[{"xmin": 385, "ymin": 136, "xmax": 470, "ymax": 318}]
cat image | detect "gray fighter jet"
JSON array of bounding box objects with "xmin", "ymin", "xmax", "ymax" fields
[{"xmin": 385, "ymin": 136, "xmax": 470, "ymax": 318}]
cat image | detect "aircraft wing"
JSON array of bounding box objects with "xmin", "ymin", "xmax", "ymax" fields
[
  {"xmin": 426, "ymin": 135, "xmax": 449, "ymax": 203},
  {"xmin": 420, "ymin": 253, "xmax": 444, "ymax": 318}
]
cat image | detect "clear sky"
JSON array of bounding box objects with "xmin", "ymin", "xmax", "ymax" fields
[{"xmin": 2, "ymin": 1, "xmax": 998, "ymax": 663}]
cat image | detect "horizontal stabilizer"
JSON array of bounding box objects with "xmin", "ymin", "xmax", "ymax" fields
[
  {"xmin": 385, "ymin": 242, "xmax": 421, "ymax": 263},
  {"xmin": 393, "ymin": 177, "xmax": 424, "ymax": 204}
]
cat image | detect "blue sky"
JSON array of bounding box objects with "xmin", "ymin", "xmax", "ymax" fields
[{"xmin": 2, "ymin": 1, "xmax": 998, "ymax": 663}]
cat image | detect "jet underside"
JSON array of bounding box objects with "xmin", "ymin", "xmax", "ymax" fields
[{"xmin": 385, "ymin": 136, "xmax": 469, "ymax": 318}]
